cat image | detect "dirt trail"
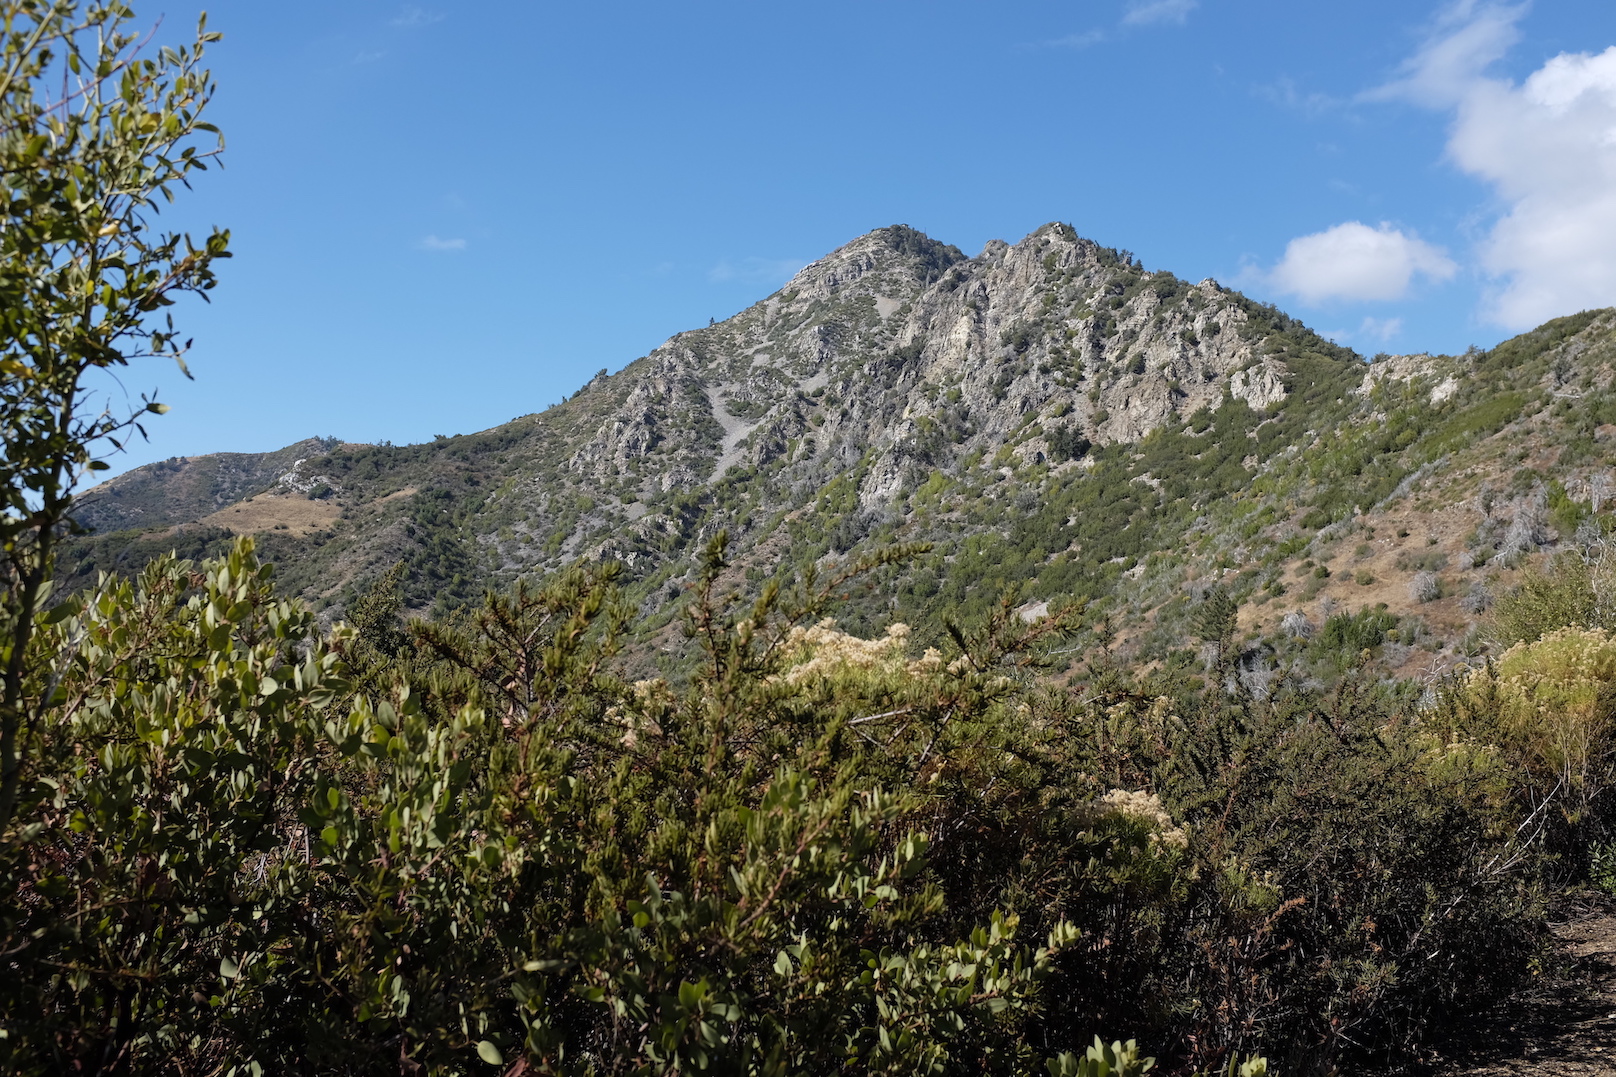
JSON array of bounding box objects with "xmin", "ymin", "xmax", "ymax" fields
[{"xmin": 1425, "ymin": 901, "xmax": 1616, "ymax": 1075}]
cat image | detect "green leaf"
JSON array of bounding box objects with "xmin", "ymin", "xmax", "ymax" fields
[
  {"xmin": 476, "ymin": 1040, "xmax": 503, "ymax": 1065},
  {"xmin": 219, "ymin": 955, "xmax": 240, "ymax": 979},
  {"xmin": 41, "ymin": 598, "xmax": 80, "ymax": 624}
]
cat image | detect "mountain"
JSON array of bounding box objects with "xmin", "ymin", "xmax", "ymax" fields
[{"xmin": 66, "ymin": 222, "xmax": 1616, "ymax": 680}]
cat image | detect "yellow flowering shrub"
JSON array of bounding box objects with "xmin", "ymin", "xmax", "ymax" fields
[{"xmin": 1466, "ymin": 626, "xmax": 1616, "ymax": 811}]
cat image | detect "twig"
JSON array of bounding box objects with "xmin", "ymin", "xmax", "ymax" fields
[{"xmin": 849, "ymin": 707, "xmax": 910, "ymax": 726}]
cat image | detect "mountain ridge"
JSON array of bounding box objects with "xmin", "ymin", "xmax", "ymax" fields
[{"xmin": 67, "ymin": 222, "xmax": 1616, "ymax": 681}]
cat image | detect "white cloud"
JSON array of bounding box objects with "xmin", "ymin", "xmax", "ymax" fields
[
  {"xmin": 1357, "ymin": 315, "xmax": 1406, "ymax": 343},
  {"xmin": 1270, "ymin": 221, "xmax": 1457, "ymax": 304},
  {"xmin": 391, "ymin": 6, "xmax": 443, "ymax": 28},
  {"xmin": 1046, "ymin": 29, "xmax": 1107, "ymax": 49},
  {"xmin": 1319, "ymin": 318, "xmax": 1405, "ymax": 350},
  {"xmin": 1256, "ymin": 76, "xmax": 1341, "ymax": 117},
  {"xmin": 1371, "ymin": 2, "xmax": 1616, "ymax": 328},
  {"xmin": 1036, "ymin": 0, "xmax": 1190, "ymax": 52},
  {"xmin": 1364, "ymin": 1, "xmax": 1524, "ymax": 107},
  {"xmin": 419, "ymin": 235, "xmax": 466, "ymax": 252},
  {"xmin": 1122, "ymin": 0, "xmax": 1197, "ymax": 27},
  {"xmin": 708, "ymin": 256, "xmax": 806, "ymax": 285}
]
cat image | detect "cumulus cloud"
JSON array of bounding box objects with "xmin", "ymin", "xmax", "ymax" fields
[
  {"xmin": 1122, "ymin": 0, "xmax": 1197, "ymax": 27},
  {"xmin": 1372, "ymin": 2, "xmax": 1616, "ymax": 328},
  {"xmin": 1465, "ymin": 50, "xmax": 1616, "ymax": 327},
  {"xmin": 418, "ymin": 235, "xmax": 466, "ymax": 252},
  {"xmin": 1270, "ymin": 221, "xmax": 1457, "ymax": 304}
]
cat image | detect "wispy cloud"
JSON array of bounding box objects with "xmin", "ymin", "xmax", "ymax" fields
[
  {"xmin": 1361, "ymin": 0, "xmax": 1525, "ymax": 108},
  {"xmin": 391, "ymin": 6, "xmax": 444, "ymax": 29},
  {"xmin": 1255, "ymin": 4, "xmax": 1517, "ymax": 120},
  {"xmin": 1122, "ymin": 0, "xmax": 1197, "ymax": 27},
  {"xmin": 353, "ymin": 50, "xmax": 386, "ymax": 65},
  {"xmin": 1356, "ymin": 315, "xmax": 1406, "ymax": 343},
  {"xmin": 1319, "ymin": 317, "xmax": 1406, "ymax": 350},
  {"xmin": 1046, "ymin": 29, "xmax": 1107, "ymax": 49},
  {"xmin": 708, "ymin": 256, "xmax": 806, "ymax": 286},
  {"xmin": 419, "ymin": 235, "xmax": 467, "ymax": 253},
  {"xmin": 1037, "ymin": 0, "xmax": 1195, "ymax": 51},
  {"xmin": 1254, "ymin": 76, "xmax": 1343, "ymax": 117}
]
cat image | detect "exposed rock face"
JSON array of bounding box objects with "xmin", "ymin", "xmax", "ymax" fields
[
  {"xmin": 546, "ymin": 223, "xmax": 1306, "ymax": 524},
  {"xmin": 1359, "ymin": 352, "xmax": 1439, "ymax": 392},
  {"xmin": 1229, "ymin": 363, "xmax": 1287, "ymax": 411},
  {"xmin": 277, "ymin": 458, "xmax": 342, "ymax": 497}
]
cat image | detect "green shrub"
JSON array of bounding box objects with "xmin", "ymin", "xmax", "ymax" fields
[
  {"xmin": 0, "ymin": 539, "xmax": 1085, "ymax": 1075},
  {"xmin": 1591, "ymin": 840, "xmax": 1616, "ymax": 896},
  {"xmin": 1491, "ymin": 551, "xmax": 1616, "ymax": 648},
  {"xmin": 5, "ymin": 523, "xmax": 1559, "ymax": 1075},
  {"xmin": 1048, "ymin": 425, "xmax": 1094, "ymax": 463},
  {"xmin": 1043, "ymin": 670, "xmax": 1544, "ymax": 1071},
  {"xmin": 1464, "ymin": 627, "xmax": 1616, "ymax": 822},
  {"xmin": 1423, "ymin": 392, "xmax": 1526, "ymax": 456},
  {"xmin": 1315, "ymin": 607, "xmax": 1399, "ymax": 655}
]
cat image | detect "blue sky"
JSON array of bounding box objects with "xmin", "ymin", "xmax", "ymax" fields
[{"xmin": 93, "ymin": 0, "xmax": 1616, "ymax": 478}]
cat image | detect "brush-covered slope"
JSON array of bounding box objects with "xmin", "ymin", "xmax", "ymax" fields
[
  {"xmin": 68, "ymin": 223, "xmax": 1616, "ymax": 679},
  {"xmin": 74, "ymin": 436, "xmax": 341, "ymax": 532}
]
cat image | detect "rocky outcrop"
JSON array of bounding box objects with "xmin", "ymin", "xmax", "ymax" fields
[
  {"xmin": 547, "ymin": 223, "xmax": 1318, "ymax": 519},
  {"xmin": 1229, "ymin": 362, "xmax": 1287, "ymax": 411}
]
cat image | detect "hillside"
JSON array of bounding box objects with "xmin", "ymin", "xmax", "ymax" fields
[
  {"xmin": 67, "ymin": 222, "xmax": 1616, "ymax": 679},
  {"xmin": 74, "ymin": 436, "xmax": 342, "ymax": 532}
]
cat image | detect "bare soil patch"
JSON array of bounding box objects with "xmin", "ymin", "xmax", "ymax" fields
[
  {"xmin": 371, "ymin": 485, "xmax": 418, "ymax": 506},
  {"xmin": 197, "ymin": 493, "xmax": 341, "ymax": 537}
]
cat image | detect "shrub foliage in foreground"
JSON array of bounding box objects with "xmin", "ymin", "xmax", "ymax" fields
[
  {"xmin": 0, "ymin": 535, "xmax": 1554, "ymax": 1075},
  {"xmin": 0, "ymin": 539, "xmax": 1079, "ymax": 1074}
]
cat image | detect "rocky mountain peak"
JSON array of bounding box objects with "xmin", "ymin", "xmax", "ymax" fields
[{"xmin": 772, "ymin": 224, "xmax": 967, "ymax": 308}]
